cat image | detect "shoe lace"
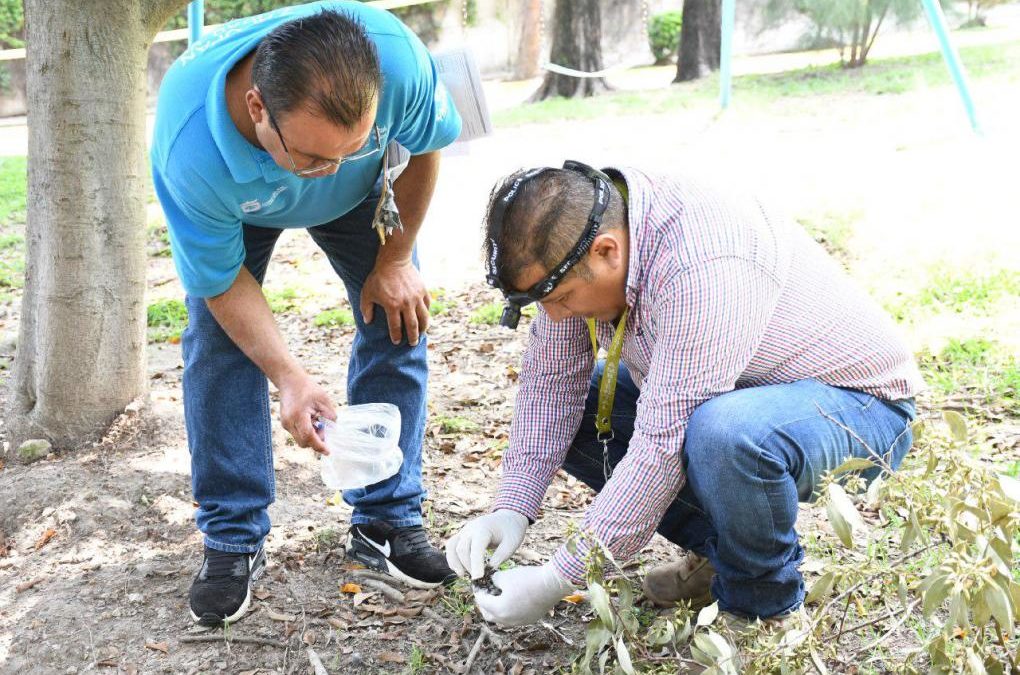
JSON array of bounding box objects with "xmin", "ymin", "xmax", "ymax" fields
[
  {"xmin": 392, "ymin": 527, "xmax": 434, "ymax": 555},
  {"xmin": 204, "ymin": 549, "xmax": 244, "ymax": 578}
]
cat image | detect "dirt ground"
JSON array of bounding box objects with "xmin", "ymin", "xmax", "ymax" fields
[{"xmin": 2, "ymin": 11, "xmax": 1020, "ymax": 673}]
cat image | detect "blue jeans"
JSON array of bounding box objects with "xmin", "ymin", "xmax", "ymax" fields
[
  {"xmin": 563, "ymin": 362, "xmax": 916, "ymax": 619},
  {"xmin": 182, "ymin": 191, "xmax": 428, "ymax": 553}
]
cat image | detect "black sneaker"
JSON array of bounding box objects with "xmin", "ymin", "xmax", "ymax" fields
[
  {"xmin": 189, "ymin": 545, "xmax": 267, "ymax": 626},
  {"xmin": 346, "ymin": 521, "xmax": 456, "ymax": 589}
]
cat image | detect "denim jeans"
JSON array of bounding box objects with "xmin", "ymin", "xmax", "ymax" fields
[
  {"xmin": 182, "ymin": 190, "xmax": 428, "ymax": 553},
  {"xmin": 563, "ymin": 362, "xmax": 916, "ymax": 619}
]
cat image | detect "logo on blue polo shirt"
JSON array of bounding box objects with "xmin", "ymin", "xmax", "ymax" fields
[{"xmin": 240, "ymin": 185, "xmax": 289, "ymax": 214}]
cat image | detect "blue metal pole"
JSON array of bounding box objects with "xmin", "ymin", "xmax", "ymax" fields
[
  {"xmin": 919, "ymin": 0, "xmax": 980, "ymax": 133},
  {"xmin": 188, "ymin": 0, "xmax": 205, "ymax": 46},
  {"xmin": 719, "ymin": 0, "xmax": 736, "ymax": 109}
]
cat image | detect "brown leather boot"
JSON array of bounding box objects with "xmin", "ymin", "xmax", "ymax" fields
[{"xmin": 642, "ymin": 552, "xmax": 715, "ymax": 607}]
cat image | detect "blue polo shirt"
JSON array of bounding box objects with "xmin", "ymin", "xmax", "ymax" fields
[{"xmin": 151, "ymin": 1, "xmax": 462, "ymax": 298}]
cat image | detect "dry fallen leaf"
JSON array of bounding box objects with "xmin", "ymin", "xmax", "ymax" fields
[
  {"xmin": 377, "ymin": 651, "xmax": 406, "ymax": 664},
  {"xmin": 326, "ymin": 491, "xmax": 343, "ymax": 506},
  {"xmin": 340, "ymin": 582, "xmax": 362, "ymax": 594},
  {"xmin": 562, "ymin": 593, "xmax": 585, "ymax": 604},
  {"xmin": 144, "ymin": 642, "xmax": 169, "ymax": 654},
  {"xmin": 327, "ymin": 617, "xmax": 348, "ymax": 630},
  {"xmin": 34, "ymin": 528, "xmax": 57, "ymax": 550},
  {"xmin": 252, "ymin": 587, "xmax": 271, "ymax": 601}
]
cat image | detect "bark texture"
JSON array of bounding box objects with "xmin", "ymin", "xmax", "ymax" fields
[
  {"xmin": 8, "ymin": 0, "xmax": 187, "ymax": 450},
  {"xmin": 674, "ymin": 0, "xmax": 721, "ymax": 82},
  {"xmin": 530, "ymin": 0, "xmax": 609, "ymax": 101},
  {"xmin": 513, "ymin": 0, "xmax": 543, "ymax": 80}
]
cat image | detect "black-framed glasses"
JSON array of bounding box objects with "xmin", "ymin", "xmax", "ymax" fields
[
  {"xmin": 267, "ymin": 108, "xmax": 382, "ymax": 177},
  {"xmin": 485, "ymin": 160, "xmax": 612, "ymax": 329}
]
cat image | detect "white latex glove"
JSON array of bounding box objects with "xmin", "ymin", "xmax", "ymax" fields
[
  {"xmin": 446, "ymin": 509, "xmax": 529, "ymax": 580},
  {"xmin": 474, "ymin": 562, "xmax": 577, "ymax": 626}
]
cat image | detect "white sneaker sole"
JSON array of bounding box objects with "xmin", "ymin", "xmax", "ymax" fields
[{"xmin": 346, "ymin": 536, "xmax": 445, "ymax": 590}]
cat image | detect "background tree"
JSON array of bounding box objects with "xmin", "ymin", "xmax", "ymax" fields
[
  {"xmin": 514, "ymin": 0, "xmax": 543, "ymax": 80},
  {"xmin": 530, "ymin": 0, "xmax": 609, "ymax": 101},
  {"xmin": 674, "ymin": 0, "xmax": 721, "ymax": 82},
  {"xmin": 7, "ymin": 0, "xmax": 188, "ymax": 451},
  {"xmin": 764, "ymin": 0, "xmax": 926, "ymax": 67}
]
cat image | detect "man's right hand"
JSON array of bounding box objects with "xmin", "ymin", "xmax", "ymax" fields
[
  {"xmin": 445, "ymin": 509, "xmax": 529, "ymax": 579},
  {"xmin": 278, "ymin": 371, "xmax": 337, "ymax": 455}
]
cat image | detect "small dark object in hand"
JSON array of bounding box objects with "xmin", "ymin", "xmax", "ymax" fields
[{"xmin": 472, "ymin": 568, "xmax": 501, "ymax": 596}]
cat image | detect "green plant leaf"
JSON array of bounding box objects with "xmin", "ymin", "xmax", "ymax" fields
[
  {"xmin": 616, "ymin": 578, "xmax": 634, "ymax": 610},
  {"xmin": 826, "ymin": 483, "xmax": 862, "ymax": 548},
  {"xmin": 921, "ymin": 573, "xmax": 951, "ymax": 617},
  {"xmin": 585, "ymin": 618, "xmax": 611, "ymax": 666},
  {"xmin": 942, "ymin": 410, "xmax": 968, "ymax": 442},
  {"xmin": 588, "ymin": 583, "xmax": 615, "ymax": 631},
  {"xmin": 949, "ymin": 592, "xmax": 970, "ymax": 631},
  {"xmin": 806, "ymin": 571, "xmax": 837, "ymax": 605},
  {"xmin": 982, "ymin": 584, "xmax": 1014, "ymax": 636},
  {"xmin": 615, "ymin": 637, "xmax": 635, "ymax": 675},
  {"xmin": 696, "ymin": 601, "xmax": 719, "ymax": 627},
  {"xmin": 998, "ymin": 474, "xmax": 1020, "ymax": 504},
  {"xmin": 832, "ymin": 457, "xmax": 875, "ymax": 475},
  {"xmin": 965, "ymin": 647, "xmax": 987, "ymax": 674},
  {"xmin": 900, "ymin": 509, "xmax": 925, "ymax": 552},
  {"xmin": 693, "ymin": 632, "xmax": 723, "ymax": 660}
]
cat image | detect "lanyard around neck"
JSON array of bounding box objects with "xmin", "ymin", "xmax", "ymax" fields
[{"xmin": 586, "ymin": 307, "xmax": 629, "ymax": 439}]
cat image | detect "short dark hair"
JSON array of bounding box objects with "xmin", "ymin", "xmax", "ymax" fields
[
  {"xmin": 251, "ymin": 9, "xmax": 380, "ymax": 128},
  {"xmin": 483, "ymin": 168, "xmax": 627, "ymax": 291}
]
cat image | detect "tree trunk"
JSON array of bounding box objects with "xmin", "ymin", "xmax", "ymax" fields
[
  {"xmin": 674, "ymin": 0, "xmax": 721, "ymax": 83},
  {"xmin": 513, "ymin": 0, "xmax": 542, "ymax": 80},
  {"xmin": 529, "ymin": 0, "xmax": 609, "ymax": 101},
  {"xmin": 8, "ymin": 0, "xmax": 186, "ymax": 451}
]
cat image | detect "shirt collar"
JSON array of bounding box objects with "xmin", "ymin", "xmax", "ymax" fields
[{"xmin": 206, "ymin": 61, "xmax": 291, "ymax": 185}]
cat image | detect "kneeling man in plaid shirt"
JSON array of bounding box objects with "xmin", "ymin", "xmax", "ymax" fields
[{"xmin": 445, "ymin": 162, "xmax": 924, "ymax": 629}]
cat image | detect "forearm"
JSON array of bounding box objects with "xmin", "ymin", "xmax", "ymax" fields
[
  {"xmin": 380, "ymin": 150, "xmax": 441, "ymax": 264},
  {"xmin": 205, "ymin": 266, "xmax": 304, "ymax": 389}
]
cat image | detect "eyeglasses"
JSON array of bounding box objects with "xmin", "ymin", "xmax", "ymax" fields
[{"xmin": 267, "ymin": 108, "xmax": 382, "ymax": 177}]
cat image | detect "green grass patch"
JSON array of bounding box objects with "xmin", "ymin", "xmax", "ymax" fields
[
  {"xmin": 494, "ymin": 41, "xmax": 1020, "ymax": 127},
  {"xmin": 0, "ymin": 156, "xmax": 27, "ymax": 226},
  {"xmin": 916, "ymin": 268, "xmax": 1020, "ymax": 313},
  {"xmin": 147, "ymin": 298, "xmax": 188, "ymax": 342},
  {"xmin": 147, "ymin": 217, "xmax": 172, "ymax": 258},
  {"xmin": 313, "ymin": 307, "xmax": 355, "ymax": 328},
  {"xmin": 796, "ymin": 209, "xmax": 860, "ymax": 264},
  {"xmin": 469, "ymin": 301, "xmax": 503, "ymax": 325},
  {"xmin": 436, "ymin": 415, "xmax": 479, "ymax": 434},
  {"xmin": 429, "ymin": 288, "xmax": 454, "ymax": 317},
  {"xmin": 887, "ymin": 266, "xmax": 1020, "ymax": 322},
  {"xmin": 917, "ymin": 337, "xmax": 1019, "ymax": 414},
  {"xmin": 407, "ymin": 645, "xmax": 428, "ymax": 674},
  {"xmin": 264, "ymin": 287, "xmax": 299, "ymax": 313}
]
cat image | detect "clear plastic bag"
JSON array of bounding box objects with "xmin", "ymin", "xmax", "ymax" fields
[{"xmin": 319, "ymin": 403, "xmax": 403, "ymax": 490}]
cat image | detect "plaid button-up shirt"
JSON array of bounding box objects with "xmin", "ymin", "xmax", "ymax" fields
[{"xmin": 492, "ymin": 167, "xmax": 924, "ymax": 584}]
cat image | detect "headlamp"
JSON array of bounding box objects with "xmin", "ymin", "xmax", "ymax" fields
[{"xmin": 485, "ymin": 160, "xmax": 611, "ymax": 329}]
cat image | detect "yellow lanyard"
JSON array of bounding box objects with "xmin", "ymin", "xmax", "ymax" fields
[{"xmin": 586, "ymin": 307, "xmax": 629, "ymax": 440}]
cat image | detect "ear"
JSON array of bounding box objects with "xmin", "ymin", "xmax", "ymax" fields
[
  {"xmin": 246, "ymin": 88, "xmax": 266, "ymax": 125},
  {"xmin": 590, "ymin": 232, "xmax": 625, "ymax": 270}
]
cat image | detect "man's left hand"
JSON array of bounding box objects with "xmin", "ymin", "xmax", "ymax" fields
[
  {"xmin": 361, "ymin": 258, "xmax": 430, "ymax": 346},
  {"xmin": 474, "ymin": 563, "xmax": 577, "ymax": 626}
]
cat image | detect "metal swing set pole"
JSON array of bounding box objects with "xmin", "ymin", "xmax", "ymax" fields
[{"xmin": 717, "ymin": 0, "xmax": 981, "ymax": 133}]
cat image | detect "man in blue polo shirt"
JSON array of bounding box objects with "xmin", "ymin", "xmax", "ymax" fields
[{"xmin": 151, "ymin": 1, "xmax": 462, "ymax": 625}]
